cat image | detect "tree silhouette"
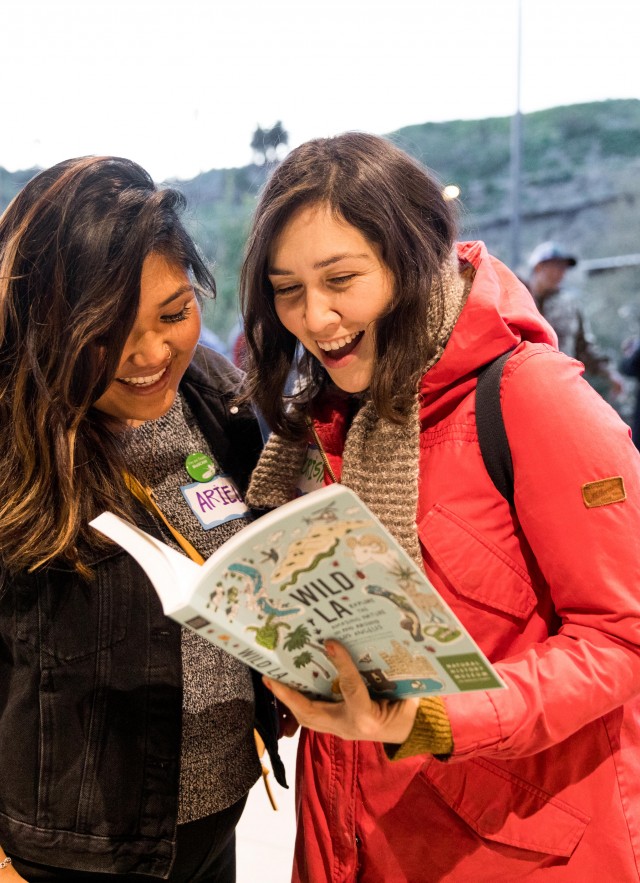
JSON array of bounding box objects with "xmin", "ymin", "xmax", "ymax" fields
[
  {"xmin": 250, "ymin": 125, "xmax": 267, "ymax": 164},
  {"xmin": 250, "ymin": 121, "xmax": 289, "ymax": 165}
]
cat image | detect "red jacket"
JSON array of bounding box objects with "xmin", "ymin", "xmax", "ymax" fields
[{"xmin": 293, "ymin": 242, "xmax": 640, "ymax": 882}]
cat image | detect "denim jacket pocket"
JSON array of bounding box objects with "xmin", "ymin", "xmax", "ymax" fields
[
  {"xmin": 423, "ymin": 756, "xmax": 589, "ymax": 858},
  {"xmin": 418, "ymin": 503, "xmax": 536, "ymax": 620},
  {"xmin": 13, "ymin": 551, "xmax": 132, "ymax": 662}
]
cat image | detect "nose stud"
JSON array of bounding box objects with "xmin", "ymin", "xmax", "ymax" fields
[{"xmin": 164, "ymin": 343, "xmax": 173, "ymax": 360}]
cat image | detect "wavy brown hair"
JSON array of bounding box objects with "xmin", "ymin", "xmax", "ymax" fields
[
  {"xmin": 0, "ymin": 156, "xmax": 215, "ymax": 575},
  {"xmin": 240, "ymin": 132, "xmax": 457, "ymax": 439}
]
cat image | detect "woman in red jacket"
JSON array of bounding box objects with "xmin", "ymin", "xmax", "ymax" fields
[{"xmin": 240, "ymin": 133, "xmax": 640, "ymax": 881}]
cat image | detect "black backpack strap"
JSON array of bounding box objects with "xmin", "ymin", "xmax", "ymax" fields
[{"xmin": 475, "ymin": 350, "xmax": 515, "ymax": 505}]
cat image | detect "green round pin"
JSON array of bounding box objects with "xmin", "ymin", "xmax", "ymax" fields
[{"xmin": 185, "ymin": 452, "xmax": 217, "ymax": 482}]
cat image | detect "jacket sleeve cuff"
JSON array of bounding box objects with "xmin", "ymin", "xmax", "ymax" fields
[
  {"xmin": 442, "ymin": 689, "xmax": 504, "ymax": 757},
  {"xmin": 385, "ymin": 697, "xmax": 453, "ymax": 761}
]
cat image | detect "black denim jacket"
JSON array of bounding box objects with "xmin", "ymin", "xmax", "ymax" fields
[{"xmin": 0, "ymin": 346, "xmax": 286, "ymax": 877}]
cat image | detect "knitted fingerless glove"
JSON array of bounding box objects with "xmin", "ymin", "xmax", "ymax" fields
[{"xmin": 386, "ymin": 696, "xmax": 453, "ymax": 761}]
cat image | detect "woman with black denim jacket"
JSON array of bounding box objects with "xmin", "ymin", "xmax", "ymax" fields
[{"xmin": 0, "ymin": 158, "xmax": 284, "ymax": 882}]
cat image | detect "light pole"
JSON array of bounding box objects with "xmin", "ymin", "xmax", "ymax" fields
[{"xmin": 509, "ymin": 0, "xmax": 523, "ymax": 271}]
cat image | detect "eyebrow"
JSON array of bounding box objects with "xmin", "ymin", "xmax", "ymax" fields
[
  {"xmin": 159, "ymin": 284, "xmax": 195, "ymax": 307},
  {"xmin": 268, "ymin": 252, "xmax": 370, "ymax": 275}
]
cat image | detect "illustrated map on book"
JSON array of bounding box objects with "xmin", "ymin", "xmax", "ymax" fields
[{"xmin": 90, "ymin": 484, "xmax": 504, "ymax": 700}]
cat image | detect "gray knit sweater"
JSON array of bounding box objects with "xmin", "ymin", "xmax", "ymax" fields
[{"xmin": 124, "ymin": 393, "xmax": 261, "ymax": 824}]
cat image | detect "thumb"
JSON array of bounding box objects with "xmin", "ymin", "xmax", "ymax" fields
[{"xmin": 325, "ymin": 641, "xmax": 365, "ymax": 699}]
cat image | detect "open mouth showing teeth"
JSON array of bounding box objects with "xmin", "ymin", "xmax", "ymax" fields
[
  {"xmin": 317, "ymin": 331, "xmax": 364, "ymax": 359},
  {"xmin": 117, "ymin": 366, "xmax": 167, "ymax": 387}
]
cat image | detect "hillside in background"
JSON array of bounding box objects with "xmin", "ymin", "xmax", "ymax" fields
[
  {"xmin": 395, "ymin": 99, "xmax": 640, "ymax": 402},
  {"xmin": 1, "ymin": 99, "xmax": 639, "ymax": 403}
]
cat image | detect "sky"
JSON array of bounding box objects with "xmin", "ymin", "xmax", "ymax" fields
[{"xmin": 2, "ymin": 0, "xmax": 639, "ymax": 182}]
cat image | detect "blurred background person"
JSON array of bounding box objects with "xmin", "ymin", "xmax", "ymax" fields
[
  {"xmin": 620, "ymin": 335, "xmax": 640, "ymax": 449},
  {"xmin": 527, "ymin": 241, "xmax": 624, "ymax": 397}
]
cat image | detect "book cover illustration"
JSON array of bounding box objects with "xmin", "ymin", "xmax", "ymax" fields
[{"xmin": 91, "ymin": 484, "xmax": 504, "ymax": 700}]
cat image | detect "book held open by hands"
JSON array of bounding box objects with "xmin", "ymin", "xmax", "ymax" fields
[{"xmin": 91, "ymin": 484, "xmax": 504, "ymax": 700}]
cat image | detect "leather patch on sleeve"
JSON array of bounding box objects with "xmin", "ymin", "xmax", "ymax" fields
[{"xmin": 582, "ymin": 476, "xmax": 626, "ymax": 508}]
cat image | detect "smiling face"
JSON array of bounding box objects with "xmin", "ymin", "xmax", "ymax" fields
[
  {"xmin": 269, "ymin": 203, "xmax": 394, "ymax": 393},
  {"xmin": 93, "ymin": 251, "xmax": 201, "ymax": 427}
]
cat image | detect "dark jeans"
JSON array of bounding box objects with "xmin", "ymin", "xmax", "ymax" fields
[{"xmin": 10, "ymin": 795, "xmax": 247, "ymax": 883}]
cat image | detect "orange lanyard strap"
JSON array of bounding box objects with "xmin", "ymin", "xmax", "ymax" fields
[
  {"xmin": 254, "ymin": 730, "xmax": 278, "ymax": 811},
  {"xmin": 124, "ymin": 473, "xmax": 206, "ymax": 565},
  {"xmin": 124, "ymin": 471, "xmax": 278, "ymax": 810}
]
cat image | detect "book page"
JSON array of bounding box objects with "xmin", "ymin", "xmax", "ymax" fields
[{"xmin": 90, "ymin": 512, "xmax": 201, "ymax": 613}]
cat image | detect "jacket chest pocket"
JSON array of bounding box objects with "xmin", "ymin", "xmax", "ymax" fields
[
  {"xmin": 12, "ymin": 553, "xmax": 132, "ymax": 663},
  {"xmin": 418, "ymin": 503, "xmax": 537, "ymax": 621}
]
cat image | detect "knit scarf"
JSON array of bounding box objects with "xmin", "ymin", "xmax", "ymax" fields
[{"xmin": 246, "ymin": 253, "xmax": 472, "ymax": 568}]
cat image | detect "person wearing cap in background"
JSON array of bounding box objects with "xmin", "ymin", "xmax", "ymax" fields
[
  {"xmin": 527, "ymin": 241, "xmax": 624, "ymax": 396},
  {"xmin": 620, "ymin": 335, "xmax": 640, "ymax": 449}
]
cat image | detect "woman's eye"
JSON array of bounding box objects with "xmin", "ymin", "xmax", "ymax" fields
[
  {"xmin": 329, "ymin": 274, "xmax": 355, "ymax": 285},
  {"xmin": 274, "ymin": 283, "xmax": 300, "ymax": 297},
  {"xmin": 161, "ymin": 303, "xmax": 193, "ymax": 323}
]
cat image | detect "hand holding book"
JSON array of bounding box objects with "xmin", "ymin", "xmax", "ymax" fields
[{"xmin": 264, "ymin": 639, "xmax": 421, "ymax": 744}]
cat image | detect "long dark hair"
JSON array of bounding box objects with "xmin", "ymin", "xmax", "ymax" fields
[
  {"xmin": 0, "ymin": 156, "xmax": 215, "ymax": 575},
  {"xmin": 240, "ymin": 132, "xmax": 457, "ymax": 439}
]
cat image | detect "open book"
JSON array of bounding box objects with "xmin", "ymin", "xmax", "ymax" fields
[{"xmin": 91, "ymin": 484, "xmax": 504, "ymax": 700}]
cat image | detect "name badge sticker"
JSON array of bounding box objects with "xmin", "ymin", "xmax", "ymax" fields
[
  {"xmin": 181, "ymin": 474, "xmax": 249, "ymax": 529},
  {"xmin": 296, "ymin": 444, "xmax": 326, "ymax": 496}
]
